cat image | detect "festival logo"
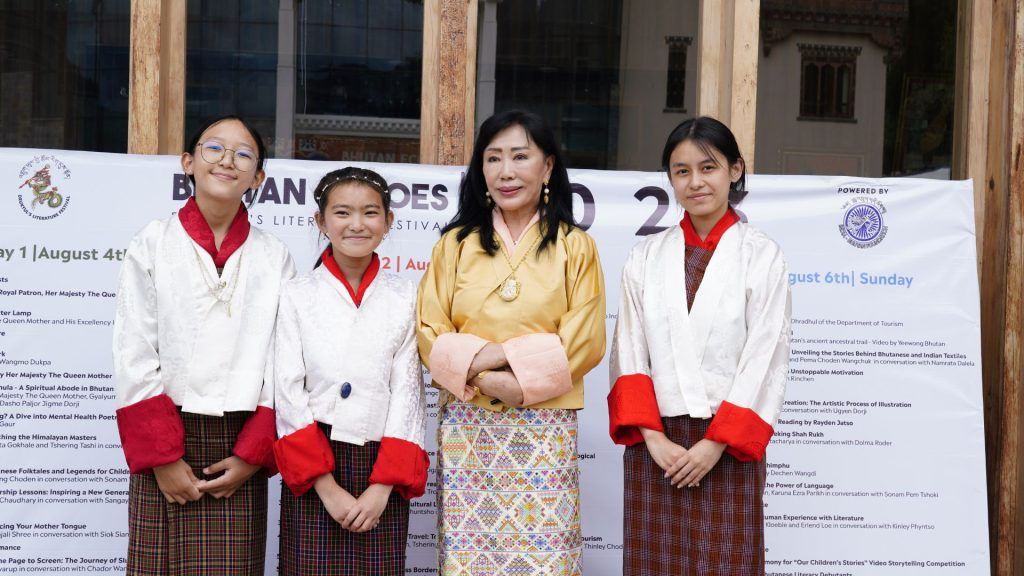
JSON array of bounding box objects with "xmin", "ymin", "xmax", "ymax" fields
[
  {"xmin": 839, "ymin": 196, "xmax": 888, "ymax": 248},
  {"xmin": 17, "ymin": 155, "xmax": 72, "ymax": 220}
]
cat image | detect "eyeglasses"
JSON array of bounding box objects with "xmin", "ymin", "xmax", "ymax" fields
[{"xmin": 197, "ymin": 141, "xmax": 258, "ymax": 172}]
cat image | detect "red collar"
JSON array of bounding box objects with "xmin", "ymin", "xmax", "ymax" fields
[
  {"xmin": 321, "ymin": 248, "xmax": 380, "ymax": 307},
  {"xmin": 681, "ymin": 208, "xmax": 739, "ymax": 250},
  {"xmin": 178, "ymin": 197, "xmax": 250, "ymax": 267}
]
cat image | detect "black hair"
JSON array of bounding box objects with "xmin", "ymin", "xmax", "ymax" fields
[
  {"xmin": 185, "ymin": 115, "xmax": 268, "ymax": 201},
  {"xmin": 661, "ymin": 116, "xmax": 747, "ymax": 205},
  {"xmin": 441, "ymin": 109, "xmax": 576, "ymax": 255},
  {"xmin": 311, "ymin": 167, "xmax": 391, "ymax": 268}
]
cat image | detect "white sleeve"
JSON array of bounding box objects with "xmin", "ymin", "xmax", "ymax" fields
[
  {"xmin": 609, "ymin": 246, "xmax": 652, "ymax": 384},
  {"xmin": 258, "ymin": 249, "xmax": 297, "ymax": 409},
  {"xmin": 381, "ymin": 295, "xmax": 427, "ymax": 448},
  {"xmin": 113, "ymin": 232, "xmax": 163, "ymax": 407},
  {"xmin": 273, "ymin": 285, "xmax": 314, "ymax": 438},
  {"xmin": 726, "ymin": 245, "xmax": 791, "ymax": 427}
]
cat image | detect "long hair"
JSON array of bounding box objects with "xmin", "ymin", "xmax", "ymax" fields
[
  {"xmin": 441, "ymin": 110, "xmax": 576, "ymax": 255},
  {"xmin": 661, "ymin": 116, "xmax": 748, "ymax": 205}
]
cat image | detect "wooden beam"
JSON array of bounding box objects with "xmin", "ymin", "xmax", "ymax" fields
[
  {"xmin": 697, "ymin": 0, "xmax": 726, "ymax": 120},
  {"xmin": 128, "ymin": 0, "xmax": 160, "ymax": 154},
  {"xmin": 158, "ymin": 0, "xmax": 186, "ymax": 154},
  {"xmin": 954, "ymin": 0, "xmax": 992, "ymax": 266},
  {"xmin": 463, "ymin": 1, "xmax": 479, "ymax": 163},
  {"xmin": 983, "ymin": 1, "xmax": 1024, "ymax": 574},
  {"xmin": 275, "ymin": 1, "xmax": 297, "ymax": 159},
  {"xmin": 420, "ymin": 0, "xmax": 478, "ymax": 166},
  {"xmin": 1000, "ymin": 1, "xmax": 1024, "ymax": 574},
  {"xmin": 127, "ymin": 0, "xmax": 186, "ymax": 155},
  {"xmin": 981, "ymin": 0, "xmax": 1009, "ymax": 571},
  {"xmin": 697, "ymin": 0, "xmax": 760, "ymax": 170},
  {"xmin": 420, "ymin": 0, "xmax": 441, "ymax": 164},
  {"xmin": 729, "ymin": 0, "xmax": 759, "ymax": 172}
]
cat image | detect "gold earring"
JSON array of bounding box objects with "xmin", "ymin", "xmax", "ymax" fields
[
  {"xmin": 485, "ymin": 193, "xmax": 494, "ymax": 206},
  {"xmin": 543, "ymin": 181, "xmax": 550, "ymax": 205}
]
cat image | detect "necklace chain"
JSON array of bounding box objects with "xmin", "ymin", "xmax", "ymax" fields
[
  {"xmin": 496, "ymin": 231, "xmax": 542, "ymax": 302},
  {"xmin": 192, "ymin": 245, "xmax": 242, "ymax": 316},
  {"xmin": 499, "ymin": 231, "xmax": 541, "ymax": 271}
]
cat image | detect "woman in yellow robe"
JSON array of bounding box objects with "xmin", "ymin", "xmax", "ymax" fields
[{"xmin": 417, "ymin": 110, "xmax": 606, "ymax": 575}]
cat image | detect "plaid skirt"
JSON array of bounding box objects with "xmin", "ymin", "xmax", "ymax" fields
[
  {"xmin": 437, "ymin": 402, "xmax": 582, "ymax": 575},
  {"xmin": 127, "ymin": 411, "xmax": 268, "ymax": 576},
  {"xmin": 623, "ymin": 415, "xmax": 766, "ymax": 576},
  {"xmin": 279, "ymin": 422, "xmax": 410, "ymax": 576}
]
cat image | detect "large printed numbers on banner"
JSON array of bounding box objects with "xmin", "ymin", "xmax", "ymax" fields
[
  {"xmin": 634, "ymin": 186, "xmax": 671, "ymax": 236},
  {"xmin": 570, "ymin": 183, "xmax": 596, "ymax": 231}
]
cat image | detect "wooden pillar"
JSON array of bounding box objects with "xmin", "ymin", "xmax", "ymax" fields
[
  {"xmin": 127, "ymin": 0, "xmax": 186, "ymax": 155},
  {"xmin": 954, "ymin": 0, "xmax": 993, "ymax": 266},
  {"xmin": 420, "ymin": 0, "xmax": 479, "ymax": 165},
  {"xmin": 697, "ymin": 0, "xmax": 726, "ymax": 121},
  {"xmin": 982, "ymin": 0, "xmax": 1024, "ymax": 574},
  {"xmin": 697, "ymin": 0, "xmax": 760, "ymax": 170},
  {"xmin": 998, "ymin": 1, "xmax": 1024, "ymax": 571},
  {"xmin": 275, "ymin": 0, "xmax": 297, "ymax": 159}
]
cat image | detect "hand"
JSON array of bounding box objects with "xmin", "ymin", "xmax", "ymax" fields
[
  {"xmin": 468, "ymin": 342, "xmax": 508, "ymax": 378},
  {"xmin": 314, "ymin": 474, "xmax": 358, "ymax": 525},
  {"xmin": 196, "ymin": 456, "xmax": 261, "ymax": 498},
  {"xmin": 640, "ymin": 428, "xmax": 688, "ymax": 472},
  {"xmin": 476, "ymin": 369, "xmax": 524, "ymax": 407},
  {"xmin": 342, "ymin": 483, "xmax": 393, "ymax": 533},
  {"xmin": 152, "ymin": 459, "xmax": 203, "ymax": 505},
  {"xmin": 665, "ymin": 438, "xmax": 727, "ymax": 488}
]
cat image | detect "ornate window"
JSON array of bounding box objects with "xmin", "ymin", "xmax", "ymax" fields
[{"xmin": 798, "ymin": 43, "xmax": 860, "ymax": 121}]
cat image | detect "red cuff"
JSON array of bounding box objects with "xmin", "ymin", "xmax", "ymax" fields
[
  {"xmin": 115, "ymin": 394, "xmax": 185, "ymax": 474},
  {"xmin": 369, "ymin": 437, "xmax": 430, "ymax": 500},
  {"xmin": 233, "ymin": 406, "xmax": 279, "ymax": 476},
  {"xmin": 704, "ymin": 401, "xmax": 775, "ymax": 462},
  {"xmin": 274, "ymin": 423, "xmax": 335, "ymax": 496},
  {"xmin": 607, "ymin": 374, "xmax": 663, "ymax": 446}
]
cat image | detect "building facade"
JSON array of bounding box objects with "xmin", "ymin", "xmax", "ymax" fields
[{"xmin": 1, "ymin": 1, "xmax": 1022, "ymax": 573}]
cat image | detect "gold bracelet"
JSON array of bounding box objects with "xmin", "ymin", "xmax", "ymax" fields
[{"xmin": 476, "ymin": 370, "xmax": 490, "ymax": 380}]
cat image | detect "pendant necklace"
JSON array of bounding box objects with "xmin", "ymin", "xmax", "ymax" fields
[
  {"xmin": 192, "ymin": 244, "xmax": 243, "ymax": 316},
  {"xmin": 496, "ymin": 231, "xmax": 542, "ymax": 302}
]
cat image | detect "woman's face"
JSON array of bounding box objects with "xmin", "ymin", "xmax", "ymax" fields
[
  {"xmin": 667, "ymin": 139, "xmax": 742, "ymax": 224},
  {"xmin": 481, "ymin": 124, "xmax": 554, "ymax": 217},
  {"xmin": 316, "ymin": 182, "xmax": 392, "ymax": 261},
  {"xmin": 181, "ymin": 119, "xmax": 265, "ymax": 204}
]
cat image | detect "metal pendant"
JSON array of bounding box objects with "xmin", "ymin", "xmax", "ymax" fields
[{"xmin": 498, "ymin": 275, "xmax": 521, "ymax": 302}]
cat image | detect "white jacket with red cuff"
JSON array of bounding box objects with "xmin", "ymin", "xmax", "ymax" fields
[
  {"xmin": 272, "ymin": 256, "xmax": 429, "ymax": 499},
  {"xmin": 112, "ymin": 201, "xmax": 295, "ymax": 475},
  {"xmin": 607, "ymin": 219, "xmax": 791, "ymax": 461}
]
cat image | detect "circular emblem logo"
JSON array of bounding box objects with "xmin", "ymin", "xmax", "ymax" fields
[
  {"xmin": 17, "ymin": 155, "xmax": 72, "ymax": 220},
  {"xmin": 839, "ymin": 197, "xmax": 888, "ymax": 248}
]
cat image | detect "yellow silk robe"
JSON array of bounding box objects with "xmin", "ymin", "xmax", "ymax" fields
[{"xmin": 417, "ymin": 222, "xmax": 607, "ymax": 411}]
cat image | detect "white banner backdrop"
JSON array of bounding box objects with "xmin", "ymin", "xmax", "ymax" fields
[{"xmin": 0, "ymin": 149, "xmax": 988, "ymax": 575}]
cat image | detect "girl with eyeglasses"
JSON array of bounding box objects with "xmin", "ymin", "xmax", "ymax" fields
[{"xmin": 113, "ymin": 115, "xmax": 295, "ymax": 575}]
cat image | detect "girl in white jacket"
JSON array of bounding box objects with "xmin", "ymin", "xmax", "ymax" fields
[
  {"xmin": 113, "ymin": 115, "xmax": 295, "ymax": 575},
  {"xmin": 273, "ymin": 167, "xmax": 428, "ymax": 576},
  {"xmin": 608, "ymin": 116, "xmax": 791, "ymax": 576}
]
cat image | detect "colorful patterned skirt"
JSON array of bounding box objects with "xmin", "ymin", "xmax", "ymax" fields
[
  {"xmin": 279, "ymin": 423, "xmax": 410, "ymax": 576},
  {"xmin": 437, "ymin": 402, "xmax": 582, "ymax": 575},
  {"xmin": 623, "ymin": 415, "xmax": 766, "ymax": 576},
  {"xmin": 126, "ymin": 411, "xmax": 268, "ymax": 576}
]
